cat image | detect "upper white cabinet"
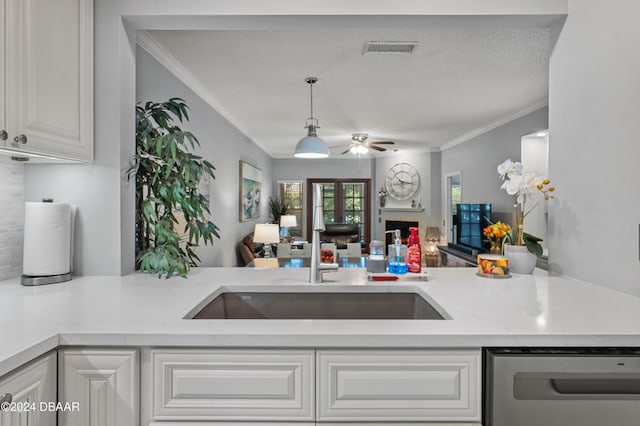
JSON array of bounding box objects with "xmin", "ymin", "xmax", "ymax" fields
[
  {"xmin": 0, "ymin": 352, "xmax": 57, "ymax": 426},
  {"xmin": 0, "ymin": 0, "xmax": 93, "ymax": 162}
]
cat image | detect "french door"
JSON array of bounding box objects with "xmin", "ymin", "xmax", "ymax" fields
[{"xmin": 306, "ymin": 179, "xmax": 371, "ymax": 246}]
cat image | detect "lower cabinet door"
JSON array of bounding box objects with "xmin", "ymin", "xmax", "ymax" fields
[
  {"xmin": 150, "ymin": 349, "xmax": 314, "ymax": 421},
  {"xmin": 317, "ymin": 349, "xmax": 481, "ymax": 422},
  {"xmin": 0, "ymin": 352, "xmax": 56, "ymax": 426},
  {"xmin": 58, "ymin": 348, "xmax": 138, "ymax": 426}
]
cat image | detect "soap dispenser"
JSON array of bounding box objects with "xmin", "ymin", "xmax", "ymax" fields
[
  {"xmin": 407, "ymin": 227, "xmax": 422, "ymax": 273},
  {"xmin": 366, "ymin": 240, "xmax": 387, "ymax": 273},
  {"xmin": 386, "ymin": 229, "xmax": 408, "ymax": 274}
]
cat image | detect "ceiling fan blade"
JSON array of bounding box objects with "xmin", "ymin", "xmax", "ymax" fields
[
  {"xmin": 368, "ymin": 141, "xmax": 395, "ymax": 145},
  {"xmin": 340, "ymin": 148, "xmax": 352, "ymax": 155},
  {"xmin": 369, "ymin": 145, "xmax": 386, "ymax": 152}
]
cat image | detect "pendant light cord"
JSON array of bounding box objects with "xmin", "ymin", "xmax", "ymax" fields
[{"xmin": 309, "ymin": 81, "xmax": 314, "ymax": 119}]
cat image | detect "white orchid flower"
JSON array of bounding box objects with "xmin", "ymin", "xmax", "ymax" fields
[
  {"xmin": 501, "ymin": 174, "xmax": 523, "ymax": 195},
  {"xmin": 497, "ymin": 159, "xmax": 523, "ymax": 180}
]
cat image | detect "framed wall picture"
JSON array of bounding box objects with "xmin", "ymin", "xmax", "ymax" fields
[{"xmin": 239, "ymin": 161, "xmax": 262, "ymax": 221}]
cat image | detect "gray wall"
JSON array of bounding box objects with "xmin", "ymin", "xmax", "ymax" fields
[
  {"xmin": 548, "ymin": 0, "xmax": 640, "ymax": 296},
  {"xmin": 17, "ymin": 1, "xmax": 565, "ymax": 277},
  {"xmin": 20, "ymin": 1, "xmax": 640, "ymax": 297},
  {"xmin": 441, "ymin": 107, "xmax": 549, "ymax": 219},
  {"xmin": 273, "ymin": 152, "xmax": 442, "ymax": 246},
  {"xmin": 136, "ymin": 47, "xmax": 273, "ymax": 267}
]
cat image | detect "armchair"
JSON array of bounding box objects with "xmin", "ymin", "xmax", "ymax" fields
[{"xmin": 320, "ymin": 223, "xmax": 361, "ymax": 250}]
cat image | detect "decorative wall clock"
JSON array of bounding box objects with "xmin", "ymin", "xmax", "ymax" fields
[{"xmin": 385, "ymin": 162, "xmax": 420, "ymax": 200}]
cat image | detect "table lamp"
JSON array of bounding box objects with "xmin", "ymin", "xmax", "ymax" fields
[
  {"xmin": 279, "ymin": 215, "xmax": 297, "ymax": 242},
  {"xmin": 425, "ymin": 226, "xmax": 441, "ymax": 267},
  {"xmin": 253, "ymin": 224, "xmax": 280, "ymax": 258}
]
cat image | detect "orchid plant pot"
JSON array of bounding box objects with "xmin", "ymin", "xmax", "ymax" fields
[{"xmin": 503, "ymin": 244, "xmax": 537, "ymax": 274}]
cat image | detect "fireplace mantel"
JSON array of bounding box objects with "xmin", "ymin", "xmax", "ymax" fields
[
  {"xmin": 381, "ymin": 214, "xmax": 426, "ymax": 254},
  {"xmin": 379, "ymin": 207, "xmax": 425, "ymax": 213}
]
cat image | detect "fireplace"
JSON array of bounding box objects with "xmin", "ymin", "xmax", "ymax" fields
[{"xmin": 383, "ymin": 217, "xmax": 424, "ymax": 255}]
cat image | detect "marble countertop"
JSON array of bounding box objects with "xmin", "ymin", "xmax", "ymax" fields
[{"xmin": 1, "ymin": 266, "xmax": 640, "ymax": 376}]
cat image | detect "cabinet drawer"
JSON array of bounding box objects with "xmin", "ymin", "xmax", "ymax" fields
[
  {"xmin": 151, "ymin": 349, "xmax": 314, "ymax": 421},
  {"xmin": 317, "ymin": 349, "xmax": 480, "ymax": 421}
]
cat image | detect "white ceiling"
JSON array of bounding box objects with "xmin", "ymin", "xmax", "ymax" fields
[{"xmin": 142, "ymin": 20, "xmax": 555, "ymax": 158}]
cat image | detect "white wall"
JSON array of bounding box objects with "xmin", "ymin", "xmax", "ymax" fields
[
  {"xmin": 374, "ymin": 151, "xmax": 440, "ymax": 243},
  {"xmin": 521, "ymin": 134, "xmax": 549, "ymax": 249},
  {"xmin": 273, "ymin": 158, "xmax": 374, "ymax": 182},
  {"xmin": 0, "ymin": 158, "xmax": 23, "ymax": 280},
  {"xmin": 548, "ymin": 0, "xmax": 640, "ymax": 296},
  {"xmin": 136, "ymin": 47, "xmax": 273, "ymax": 267},
  {"xmin": 24, "ymin": 164, "xmax": 121, "ymax": 275},
  {"xmin": 441, "ymin": 107, "xmax": 549, "ymax": 223}
]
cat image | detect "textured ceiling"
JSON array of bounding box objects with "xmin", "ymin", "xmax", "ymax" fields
[{"xmin": 144, "ymin": 24, "xmax": 553, "ymax": 157}]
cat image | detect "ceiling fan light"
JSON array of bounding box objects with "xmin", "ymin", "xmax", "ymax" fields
[
  {"xmin": 350, "ymin": 145, "xmax": 368, "ymax": 155},
  {"xmin": 294, "ymin": 135, "xmax": 329, "ymax": 158}
]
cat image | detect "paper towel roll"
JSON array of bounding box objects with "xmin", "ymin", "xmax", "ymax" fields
[{"xmin": 23, "ymin": 202, "xmax": 73, "ymax": 276}]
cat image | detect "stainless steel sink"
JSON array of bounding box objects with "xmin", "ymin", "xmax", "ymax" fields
[{"xmin": 185, "ymin": 285, "xmax": 449, "ymax": 320}]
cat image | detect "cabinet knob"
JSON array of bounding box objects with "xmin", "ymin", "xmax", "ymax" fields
[
  {"xmin": 14, "ymin": 134, "xmax": 27, "ymax": 144},
  {"xmin": 0, "ymin": 130, "xmax": 7, "ymax": 141},
  {"xmin": 0, "ymin": 392, "xmax": 12, "ymax": 408}
]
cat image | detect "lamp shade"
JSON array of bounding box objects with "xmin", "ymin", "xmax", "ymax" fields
[
  {"xmin": 425, "ymin": 226, "xmax": 441, "ymax": 241},
  {"xmin": 253, "ymin": 224, "xmax": 280, "ymax": 244},
  {"xmin": 294, "ymin": 135, "xmax": 329, "ymax": 158},
  {"xmin": 280, "ymin": 215, "xmax": 297, "ymax": 228}
]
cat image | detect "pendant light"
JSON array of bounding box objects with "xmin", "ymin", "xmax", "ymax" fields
[{"xmin": 294, "ymin": 77, "xmax": 329, "ymax": 158}]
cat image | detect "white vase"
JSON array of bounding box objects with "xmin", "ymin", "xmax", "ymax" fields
[{"xmin": 503, "ymin": 244, "xmax": 537, "ymax": 274}]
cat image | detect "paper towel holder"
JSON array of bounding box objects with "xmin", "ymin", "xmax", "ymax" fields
[
  {"xmin": 21, "ymin": 272, "xmax": 72, "ymax": 286},
  {"xmin": 20, "ymin": 198, "xmax": 75, "ymax": 286}
]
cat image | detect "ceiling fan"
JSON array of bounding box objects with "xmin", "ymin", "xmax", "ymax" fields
[{"xmin": 338, "ymin": 133, "xmax": 395, "ymax": 155}]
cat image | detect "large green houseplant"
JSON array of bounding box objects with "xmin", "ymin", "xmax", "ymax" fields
[{"xmin": 127, "ymin": 98, "xmax": 219, "ymax": 278}]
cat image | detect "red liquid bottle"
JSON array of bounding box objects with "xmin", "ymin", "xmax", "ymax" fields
[{"xmin": 407, "ymin": 227, "xmax": 421, "ymax": 273}]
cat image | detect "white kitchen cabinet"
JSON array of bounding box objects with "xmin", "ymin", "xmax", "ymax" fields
[
  {"xmin": 144, "ymin": 348, "xmax": 480, "ymax": 425},
  {"xmin": 317, "ymin": 349, "xmax": 481, "ymax": 423},
  {"xmin": 148, "ymin": 349, "xmax": 315, "ymax": 423},
  {"xmin": 0, "ymin": 0, "xmax": 93, "ymax": 162},
  {"xmin": 0, "ymin": 352, "xmax": 56, "ymax": 426},
  {"xmin": 58, "ymin": 349, "xmax": 138, "ymax": 426}
]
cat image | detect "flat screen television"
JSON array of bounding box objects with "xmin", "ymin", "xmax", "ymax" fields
[{"xmin": 454, "ymin": 203, "xmax": 491, "ymax": 252}]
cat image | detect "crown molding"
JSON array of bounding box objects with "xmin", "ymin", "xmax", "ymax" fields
[
  {"xmin": 136, "ymin": 31, "xmax": 273, "ymax": 156},
  {"xmin": 439, "ymin": 98, "xmax": 549, "ymax": 151}
]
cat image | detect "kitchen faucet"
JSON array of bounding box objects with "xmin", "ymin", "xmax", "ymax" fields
[{"xmin": 309, "ymin": 183, "xmax": 339, "ymax": 283}]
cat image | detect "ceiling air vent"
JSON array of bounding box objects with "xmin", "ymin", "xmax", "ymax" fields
[{"xmin": 362, "ymin": 41, "xmax": 418, "ymax": 55}]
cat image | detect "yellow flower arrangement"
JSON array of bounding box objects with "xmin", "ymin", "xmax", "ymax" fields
[{"xmin": 483, "ymin": 221, "xmax": 511, "ymax": 252}]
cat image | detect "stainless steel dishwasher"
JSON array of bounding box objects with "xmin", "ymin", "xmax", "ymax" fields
[{"xmin": 485, "ymin": 348, "xmax": 640, "ymax": 426}]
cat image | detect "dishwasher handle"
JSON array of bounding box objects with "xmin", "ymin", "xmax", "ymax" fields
[{"xmin": 514, "ymin": 373, "xmax": 640, "ymax": 400}]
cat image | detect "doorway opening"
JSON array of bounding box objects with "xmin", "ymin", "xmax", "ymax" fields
[{"xmin": 444, "ymin": 172, "xmax": 462, "ymax": 244}]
